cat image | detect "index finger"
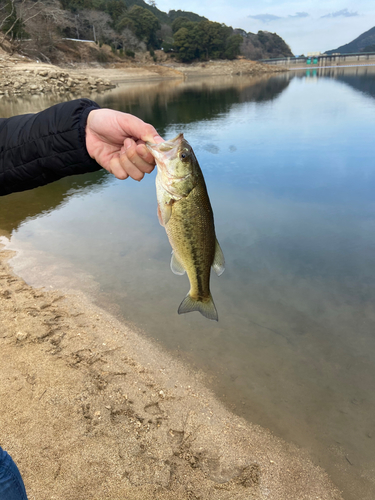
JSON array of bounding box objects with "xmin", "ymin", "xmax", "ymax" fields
[
  {"xmin": 135, "ymin": 143, "xmax": 156, "ymax": 165},
  {"xmin": 114, "ymin": 112, "xmax": 164, "ymax": 144}
]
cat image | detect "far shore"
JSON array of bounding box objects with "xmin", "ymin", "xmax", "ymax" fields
[
  {"xmin": 2, "ymin": 47, "xmax": 374, "ymax": 99},
  {"xmin": 0, "ymin": 50, "xmax": 287, "ymax": 97}
]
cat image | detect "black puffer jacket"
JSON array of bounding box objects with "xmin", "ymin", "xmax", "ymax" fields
[{"xmin": 0, "ymin": 98, "xmax": 101, "ymax": 196}]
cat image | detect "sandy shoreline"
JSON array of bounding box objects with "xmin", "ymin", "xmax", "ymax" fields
[{"xmin": 0, "ymin": 234, "xmax": 344, "ymax": 500}]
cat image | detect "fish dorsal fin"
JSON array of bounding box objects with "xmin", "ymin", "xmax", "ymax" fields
[
  {"xmin": 171, "ymin": 251, "xmax": 186, "ymax": 275},
  {"xmin": 212, "ymin": 238, "xmax": 225, "ymax": 276}
]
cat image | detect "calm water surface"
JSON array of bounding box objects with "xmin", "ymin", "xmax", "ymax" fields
[{"xmin": 1, "ymin": 67, "xmax": 375, "ymax": 499}]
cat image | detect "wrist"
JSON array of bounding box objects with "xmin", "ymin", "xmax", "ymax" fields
[{"xmin": 85, "ymin": 110, "xmax": 100, "ymax": 160}]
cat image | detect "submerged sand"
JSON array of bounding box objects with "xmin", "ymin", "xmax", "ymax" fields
[{"xmin": 0, "ymin": 237, "xmax": 343, "ymax": 500}]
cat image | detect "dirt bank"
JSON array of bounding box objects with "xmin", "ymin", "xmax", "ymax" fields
[
  {"xmin": 0, "ymin": 236, "xmax": 343, "ymax": 500},
  {"xmin": 163, "ymin": 58, "xmax": 287, "ymax": 78},
  {"xmin": 0, "ymin": 54, "xmax": 115, "ymax": 97},
  {"xmin": 0, "ymin": 48, "xmax": 286, "ymax": 97}
]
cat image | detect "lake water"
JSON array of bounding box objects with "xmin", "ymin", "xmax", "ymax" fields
[{"xmin": 1, "ymin": 66, "xmax": 375, "ymax": 499}]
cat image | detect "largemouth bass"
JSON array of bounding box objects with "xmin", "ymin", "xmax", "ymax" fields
[{"xmin": 146, "ymin": 133, "xmax": 225, "ymax": 321}]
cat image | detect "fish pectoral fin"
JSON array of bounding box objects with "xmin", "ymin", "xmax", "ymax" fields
[
  {"xmin": 170, "ymin": 251, "xmax": 186, "ymax": 275},
  {"xmin": 158, "ymin": 200, "xmax": 173, "ymax": 225},
  {"xmin": 178, "ymin": 294, "xmax": 218, "ymax": 321},
  {"xmin": 212, "ymin": 238, "xmax": 225, "ymax": 276},
  {"xmin": 157, "ymin": 204, "xmax": 164, "ymax": 226}
]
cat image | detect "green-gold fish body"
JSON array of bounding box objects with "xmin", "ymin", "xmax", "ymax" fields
[{"xmin": 146, "ymin": 133, "xmax": 225, "ymax": 321}]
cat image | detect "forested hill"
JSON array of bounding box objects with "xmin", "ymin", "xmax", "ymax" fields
[
  {"xmin": 0, "ymin": 0, "xmax": 293, "ymax": 63},
  {"xmin": 60, "ymin": 0, "xmax": 208, "ymax": 26},
  {"xmin": 325, "ymin": 26, "xmax": 375, "ymax": 54},
  {"xmin": 237, "ymin": 29, "xmax": 293, "ymax": 60}
]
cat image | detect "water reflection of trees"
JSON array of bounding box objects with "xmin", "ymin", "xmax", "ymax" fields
[
  {"xmin": 96, "ymin": 75, "xmax": 291, "ymax": 134},
  {"xmin": 334, "ymin": 69, "xmax": 375, "ymax": 100},
  {"xmin": 292, "ymin": 66, "xmax": 375, "ymax": 100},
  {"xmin": 0, "ymin": 74, "xmax": 290, "ymax": 234},
  {"xmin": 0, "ymin": 170, "xmax": 109, "ymax": 234},
  {"xmin": 0, "ymin": 94, "xmax": 77, "ymax": 119}
]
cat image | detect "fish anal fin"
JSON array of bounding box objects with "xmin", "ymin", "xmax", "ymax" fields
[
  {"xmin": 212, "ymin": 238, "xmax": 225, "ymax": 276},
  {"xmin": 170, "ymin": 251, "xmax": 186, "ymax": 275},
  {"xmin": 178, "ymin": 294, "xmax": 218, "ymax": 321}
]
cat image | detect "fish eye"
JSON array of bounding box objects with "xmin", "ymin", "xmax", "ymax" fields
[{"xmin": 180, "ymin": 150, "xmax": 189, "ymax": 160}]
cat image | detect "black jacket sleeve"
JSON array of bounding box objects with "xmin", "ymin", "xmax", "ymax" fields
[{"xmin": 0, "ymin": 98, "xmax": 102, "ymax": 196}]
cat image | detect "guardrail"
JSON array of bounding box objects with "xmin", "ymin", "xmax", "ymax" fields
[
  {"xmin": 261, "ymin": 52, "xmax": 375, "ymax": 67},
  {"xmin": 62, "ymin": 38, "xmax": 96, "ymax": 43}
]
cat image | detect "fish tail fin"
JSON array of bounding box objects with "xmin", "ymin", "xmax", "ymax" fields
[{"xmin": 178, "ymin": 293, "xmax": 218, "ymax": 321}]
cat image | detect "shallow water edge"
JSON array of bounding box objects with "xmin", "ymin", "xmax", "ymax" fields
[{"xmin": 0, "ymin": 237, "xmax": 343, "ymax": 500}]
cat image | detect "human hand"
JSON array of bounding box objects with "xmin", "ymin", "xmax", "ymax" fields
[{"xmin": 86, "ymin": 108, "xmax": 163, "ymax": 181}]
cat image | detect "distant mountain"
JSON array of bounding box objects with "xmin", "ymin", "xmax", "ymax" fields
[{"xmin": 325, "ymin": 26, "xmax": 375, "ymax": 54}]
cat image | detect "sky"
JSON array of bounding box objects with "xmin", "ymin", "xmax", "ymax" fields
[{"xmin": 154, "ymin": 0, "xmax": 375, "ymax": 55}]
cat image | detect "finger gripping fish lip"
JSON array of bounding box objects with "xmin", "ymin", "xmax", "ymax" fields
[
  {"xmin": 146, "ymin": 133, "xmax": 185, "ymax": 158},
  {"xmin": 146, "ymin": 133, "xmax": 184, "ymax": 149}
]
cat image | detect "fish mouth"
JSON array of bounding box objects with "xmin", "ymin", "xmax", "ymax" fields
[{"xmin": 146, "ymin": 133, "xmax": 184, "ymax": 162}]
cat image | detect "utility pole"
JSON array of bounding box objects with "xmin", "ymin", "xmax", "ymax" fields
[{"xmin": 74, "ymin": 14, "xmax": 79, "ymax": 39}]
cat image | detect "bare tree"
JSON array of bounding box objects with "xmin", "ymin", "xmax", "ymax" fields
[
  {"xmin": 118, "ymin": 27, "xmax": 145, "ymax": 51},
  {"xmin": 79, "ymin": 11, "xmax": 144, "ymax": 51},
  {"xmin": 0, "ymin": 0, "xmax": 42, "ymax": 51},
  {"xmin": 20, "ymin": 0, "xmax": 73, "ymax": 61},
  {"xmin": 240, "ymin": 37, "xmax": 264, "ymax": 61},
  {"xmin": 156, "ymin": 23, "xmax": 172, "ymax": 41},
  {"xmin": 80, "ymin": 10, "xmax": 113, "ymax": 43}
]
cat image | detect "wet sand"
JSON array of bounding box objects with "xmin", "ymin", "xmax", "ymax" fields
[{"xmin": 0, "ymin": 236, "xmax": 343, "ymax": 500}]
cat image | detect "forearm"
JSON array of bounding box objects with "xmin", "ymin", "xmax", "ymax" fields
[{"xmin": 0, "ymin": 98, "xmax": 101, "ymax": 196}]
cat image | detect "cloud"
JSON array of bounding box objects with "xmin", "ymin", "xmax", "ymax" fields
[
  {"xmin": 320, "ymin": 8, "xmax": 358, "ymax": 19},
  {"xmin": 288, "ymin": 12, "xmax": 309, "ymax": 19},
  {"xmin": 248, "ymin": 14, "xmax": 282, "ymax": 23},
  {"xmin": 248, "ymin": 12, "xmax": 309, "ymax": 23}
]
